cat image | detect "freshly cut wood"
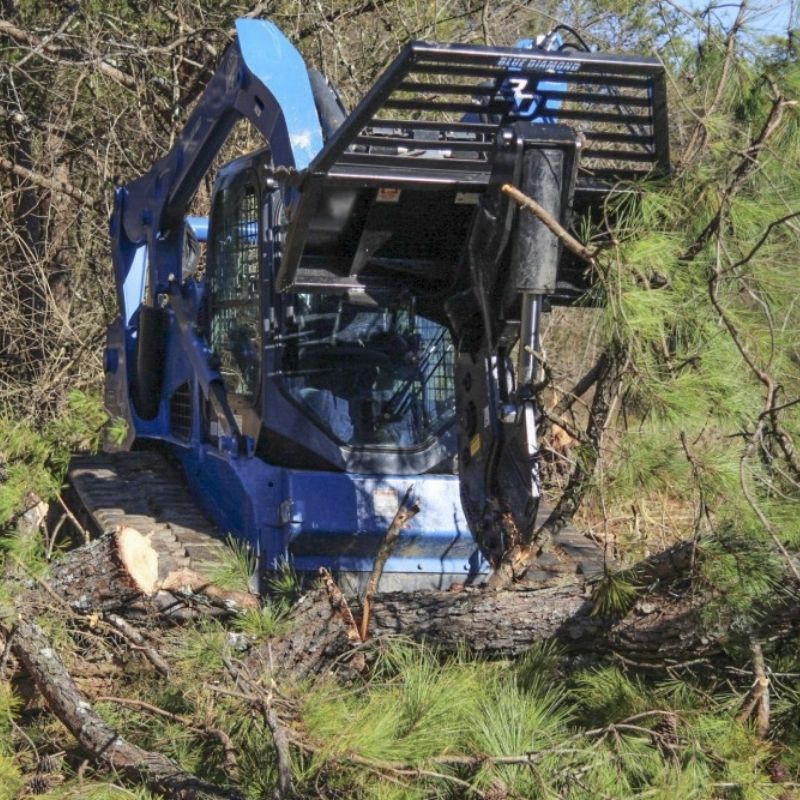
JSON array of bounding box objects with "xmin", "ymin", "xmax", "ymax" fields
[
  {"xmin": 160, "ymin": 567, "xmax": 259, "ymax": 611},
  {"xmin": 7, "ymin": 618, "xmax": 242, "ymax": 800},
  {"xmin": 43, "ymin": 526, "xmax": 256, "ymax": 615},
  {"xmin": 46, "ymin": 526, "xmax": 162, "ymax": 613},
  {"xmin": 117, "ymin": 525, "xmax": 159, "ymax": 594}
]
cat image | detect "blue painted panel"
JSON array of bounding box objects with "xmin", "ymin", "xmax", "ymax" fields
[
  {"xmin": 235, "ymin": 20, "xmax": 324, "ymax": 170},
  {"xmin": 168, "ymin": 437, "xmax": 488, "ymax": 582},
  {"xmin": 186, "ymin": 216, "xmax": 209, "ymax": 242}
]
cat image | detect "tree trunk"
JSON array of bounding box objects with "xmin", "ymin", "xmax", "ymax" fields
[
  {"xmin": 19, "ymin": 531, "xmax": 798, "ymax": 676},
  {"xmin": 252, "ymin": 540, "xmax": 797, "ymax": 672}
]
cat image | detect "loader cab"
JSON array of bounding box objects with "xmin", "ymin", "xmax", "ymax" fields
[{"xmin": 205, "ymin": 149, "xmax": 460, "ymax": 477}]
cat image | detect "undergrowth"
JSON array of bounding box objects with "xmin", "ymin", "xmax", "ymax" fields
[
  {"xmin": 6, "ymin": 634, "xmax": 791, "ymax": 800},
  {"xmin": 0, "ymin": 390, "xmax": 120, "ymax": 528}
]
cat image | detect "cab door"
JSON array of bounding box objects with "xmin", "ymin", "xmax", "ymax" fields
[{"xmin": 206, "ymin": 165, "xmax": 263, "ymax": 435}]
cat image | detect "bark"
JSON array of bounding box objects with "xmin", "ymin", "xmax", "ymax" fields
[
  {"xmin": 36, "ymin": 526, "xmax": 256, "ymax": 616},
  {"xmin": 6, "ymin": 618, "xmax": 242, "ymax": 800},
  {"xmin": 255, "ymin": 579, "xmax": 706, "ymax": 668},
  {"xmin": 250, "ymin": 580, "xmax": 358, "ymax": 680},
  {"xmin": 252, "ymin": 540, "xmax": 798, "ymax": 672}
]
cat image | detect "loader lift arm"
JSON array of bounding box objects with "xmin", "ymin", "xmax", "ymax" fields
[{"xmin": 110, "ymin": 20, "xmax": 325, "ymax": 440}]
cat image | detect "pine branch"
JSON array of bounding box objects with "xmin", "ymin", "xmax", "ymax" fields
[{"xmin": 683, "ymin": 90, "xmax": 797, "ymax": 261}]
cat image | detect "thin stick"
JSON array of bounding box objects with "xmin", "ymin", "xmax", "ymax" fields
[
  {"xmin": 95, "ymin": 695, "xmax": 238, "ymax": 771},
  {"xmin": 104, "ymin": 613, "xmax": 171, "ymax": 678},
  {"xmin": 360, "ymin": 486, "xmax": 420, "ymax": 641},
  {"xmin": 502, "ymin": 183, "xmax": 597, "ymax": 265},
  {"xmin": 319, "ymin": 567, "xmax": 362, "ymax": 643},
  {"xmin": 222, "ymin": 655, "xmax": 293, "ymax": 799},
  {"xmin": 57, "ymin": 493, "xmax": 92, "ymax": 544}
]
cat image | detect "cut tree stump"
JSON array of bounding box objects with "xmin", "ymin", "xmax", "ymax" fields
[{"xmin": 42, "ymin": 525, "xmax": 257, "ymax": 616}]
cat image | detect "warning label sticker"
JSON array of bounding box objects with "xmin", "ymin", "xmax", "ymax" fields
[{"xmin": 376, "ymin": 187, "xmax": 402, "ymax": 203}]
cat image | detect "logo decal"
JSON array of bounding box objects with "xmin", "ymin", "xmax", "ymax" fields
[
  {"xmin": 496, "ymin": 55, "xmax": 582, "ymax": 72},
  {"xmin": 500, "ymin": 76, "xmax": 544, "ymax": 118}
]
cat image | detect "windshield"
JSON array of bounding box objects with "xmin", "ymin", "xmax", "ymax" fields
[{"xmin": 276, "ymin": 294, "xmax": 456, "ymax": 448}]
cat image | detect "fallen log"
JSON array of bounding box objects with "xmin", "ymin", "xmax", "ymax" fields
[
  {"xmin": 5, "ymin": 618, "xmax": 242, "ymax": 800},
  {"xmin": 252, "ymin": 578, "xmax": 708, "ymax": 674},
  {"xmin": 14, "ymin": 528, "xmax": 799, "ymax": 679},
  {"xmin": 254, "ymin": 540, "xmax": 798, "ymax": 672},
  {"xmin": 36, "ymin": 525, "xmax": 257, "ymax": 616}
]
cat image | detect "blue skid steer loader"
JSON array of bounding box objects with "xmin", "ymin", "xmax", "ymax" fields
[{"xmin": 67, "ymin": 19, "xmax": 669, "ymax": 593}]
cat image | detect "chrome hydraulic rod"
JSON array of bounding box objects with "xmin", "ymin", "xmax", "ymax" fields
[{"xmin": 517, "ymin": 291, "xmax": 542, "ymax": 500}]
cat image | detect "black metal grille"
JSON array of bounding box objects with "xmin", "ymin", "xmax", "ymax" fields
[
  {"xmin": 209, "ymin": 177, "xmax": 261, "ymax": 400},
  {"xmin": 170, "ymin": 381, "xmax": 192, "ymax": 441},
  {"xmin": 313, "ymin": 41, "xmax": 669, "ymax": 190},
  {"xmin": 277, "ymin": 39, "xmax": 669, "ymax": 295},
  {"xmin": 417, "ymin": 318, "xmax": 455, "ymax": 410}
]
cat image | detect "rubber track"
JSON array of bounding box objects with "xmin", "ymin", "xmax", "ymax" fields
[
  {"xmin": 67, "ymin": 451, "xmax": 228, "ymax": 576},
  {"xmin": 67, "ymin": 452, "xmax": 607, "ymax": 586}
]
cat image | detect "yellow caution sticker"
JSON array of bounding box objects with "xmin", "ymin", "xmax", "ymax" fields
[{"xmin": 469, "ymin": 434, "xmax": 481, "ymax": 457}]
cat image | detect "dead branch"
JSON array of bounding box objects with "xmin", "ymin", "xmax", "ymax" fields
[
  {"xmin": 104, "ymin": 613, "xmax": 171, "ymax": 677},
  {"xmin": 0, "ymin": 18, "xmax": 154, "ymax": 97},
  {"xmin": 222, "ymin": 655, "xmax": 293, "ymax": 799},
  {"xmin": 360, "ymin": 486, "xmax": 420, "ymax": 641},
  {"xmin": 683, "ymin": 91, "xmax": 797, "ymax": 261},
  {"xmin": 319, "ymin": 567, "xmax": 362, "ymax": 645},
  {"xmin": 735, "ymin": 640, "xmax": 770, "ymax": 738},
  {"xmin": 553, "ymin": 352, "xmax": 609, "ymax": 416},
  {"xmin": 544, "ymin": 351, "xmax": 623, "ymax": 539},
  {"xmin": 95, "ymin": 695, "xmax": 239, "ymax": 772},
  {"xmin": 502, "ymin": 183, "xmax": 597, "ymax": 265},
  {"xmin": 0, "ymin": 155, "xmax": 96, "ymax": 206},
  {"xmin": 6, "ymin": 618, "xmax": 243, "ymax": 800}
]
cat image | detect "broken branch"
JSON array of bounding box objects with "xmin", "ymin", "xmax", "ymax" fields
[
  {"xmin": 360, "ymin": 486, "xmax": 420, "ymax": 641},
  {"xmin": 502, "ymin": 183, "xmax": 597, "ymax": 265}
]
